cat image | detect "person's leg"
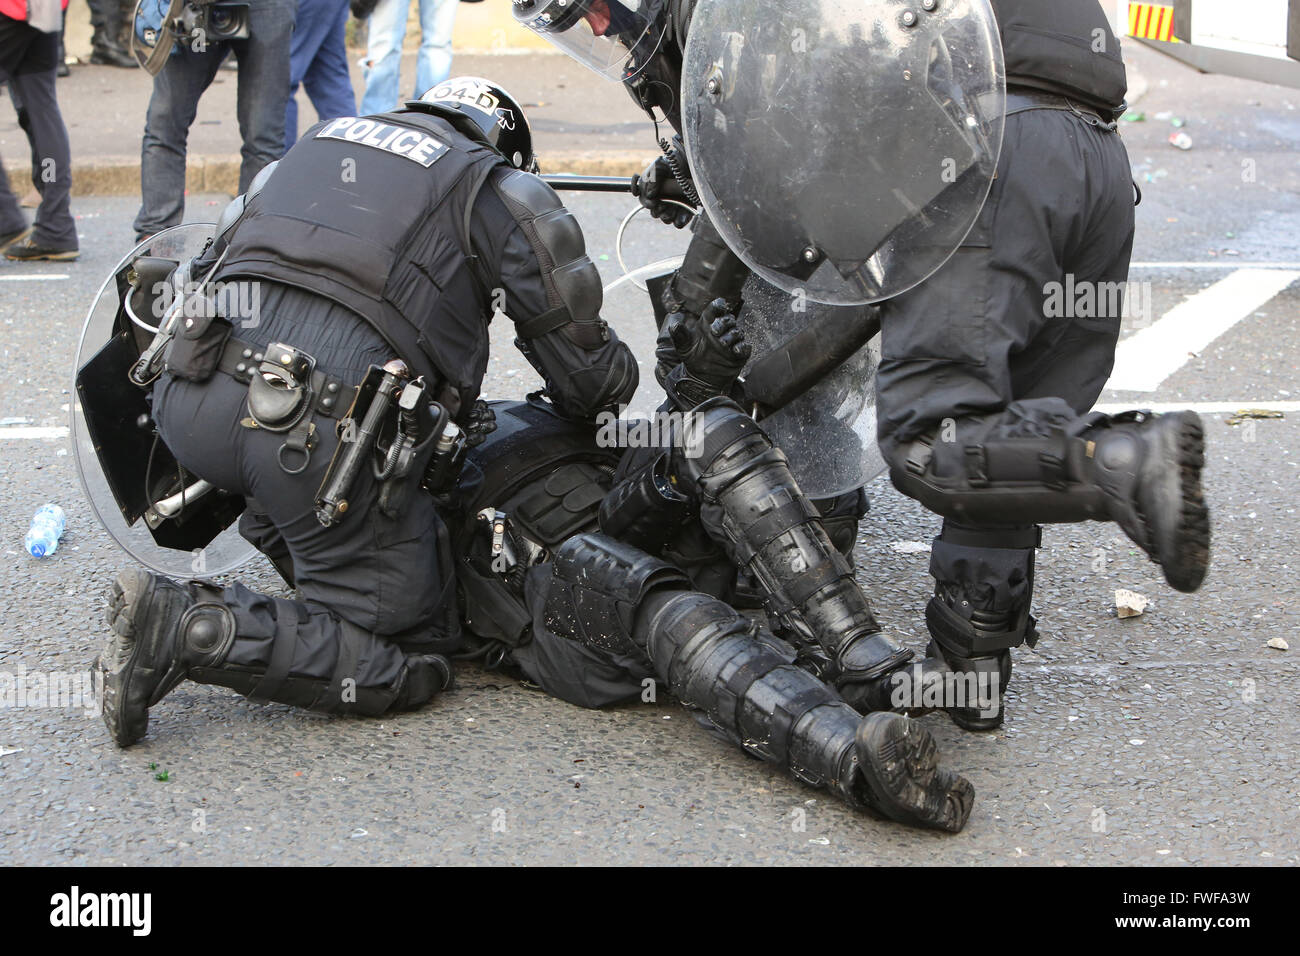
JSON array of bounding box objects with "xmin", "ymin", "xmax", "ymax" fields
[
  {"xmin": 0, "ymin": 160, "xmax": 27, "ymax": 240},
  {"xmin": 602, "ymin": 398, "xmax": 922, "ymax": 713},
  {"xmin": 878, "ymin": 109, "xmax": 1204, "ymax": 727},
  {"xmin": 4, "ymin": 28, "xmax": 76, "ymax": 251},
  {"xmin": 358, "ymin": 0, "xmax": 410, "ymax": 115},
  {"xmin": 95, "ymin": 371, "xmax": 454, "ymax": 746},
  {"xmin": 9, "ymin": 77, "xmax": 75, "ymax": 249},
  {"xmin": 413, "ymin": 0, "xmax": 456, "ymax": 97},
  {"xmin": 230, "ymin": 0, "xmax": 295, "ymax": 181},
  {"xmin": 0, "ymin": 16, "xmax": 28, "ymax": 238},
  {"xmin": 523, "ymin": 533, "xmax": 974, "ymax": 832},
  {"xmin": 285, "ymin": 0, "xmax": 339, "ymax": 150},
  {"xmin": 299, "ymin": 0, "xmax": 357, "ymax": 135},
  {"xmin": 133, "ymin": 47, "xmax": 226, "ymax": 238}
]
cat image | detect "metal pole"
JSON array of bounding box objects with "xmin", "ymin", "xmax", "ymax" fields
[{"xmin": 542, "ymin": 174, "xmax": 637, "ymax": 194}]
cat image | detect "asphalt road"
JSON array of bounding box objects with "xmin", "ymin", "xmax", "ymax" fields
[{"xmin": 1, "ymin": 48, "xmax": 1298, "ymax": 866}]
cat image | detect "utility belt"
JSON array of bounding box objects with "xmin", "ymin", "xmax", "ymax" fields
[
  {"xmin": 1005, "ymin": 87, "xmax": 1123, "ymax": 133},
  {"xmin": 212, "ymin": 334, "xmax": 468, "ymax": 526}
]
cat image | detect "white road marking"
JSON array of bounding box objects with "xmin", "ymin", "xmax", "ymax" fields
[
  {"xmin": 890, "ymin": 541, "xmax": 932, "ymax": 554},
  {"xmin": 0, "ymin": 274, "xmax": 70, "ymax": 281},
  {"xmin": 0, "ymin": 426, "xmax": 69, "ymax": 440},
  {"xmin": 1093, "ymin": 401, "xmax": 1300, "ymax": 415},
  {"xmin": 1130, "ymin": 261, "xmax": 1300, "ymax": 270},
  {"xmin": 1104, "ymin": 268, "xmax": 1300, "ymax": 392}
]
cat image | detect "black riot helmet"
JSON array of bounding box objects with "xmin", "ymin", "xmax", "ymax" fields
[
  {"xmin": 406, "ymin": 77, "xmax": 538, "ymax": 172},
  {"xmin": 512, "ymin": 0, "xmax": 671, "ymax": 80}
]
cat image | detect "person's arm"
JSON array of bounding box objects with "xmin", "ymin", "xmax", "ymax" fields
[{"xmin": 477, "ymin": 167, "xmax": 639, "ymax": 421}]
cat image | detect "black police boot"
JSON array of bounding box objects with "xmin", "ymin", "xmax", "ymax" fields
[
  {"xmin": 95, "ymin": 569, "xmax": 235, "ymax": 747},
  {"xmin": 90, "ymin": 43, "xmax": 137, "ymax": 68},
  {"xmin": 89, "ymin": 0, "xmax": 137, "ymax": 68},
  {"xmin": 1082, "ymin": 410, "xmax": 1210, "ymax": 593},
  {"xmin": 893, "ymin": 409, "xmax": 1210, "ymax": 594},
  {"xmin": 855, "ymin": 712, "xmax": 975, "ymax": 832},
  {"xmin": 920, "ymin": 522, "xmax": 1040, "ymax": 731},
  {"xmin": 923, "ymin": 640, "xmax": 1014, "ymax": 732}
]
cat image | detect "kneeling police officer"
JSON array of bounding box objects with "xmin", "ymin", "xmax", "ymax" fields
[{"xmin": 94, "ymin": 78, "xmax": 638, "ymax": 747}]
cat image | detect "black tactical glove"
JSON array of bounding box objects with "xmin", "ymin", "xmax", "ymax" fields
[
  {"xmin": 350, "ymin": 0, "xmax": 379, "ymax": 19},
  {"xmin": 634, "ymin": 146, "xmax": 695, "ymax": 230},
  {"xmin": 658, "ymin": 299, "xmax": 751, "ymax": 409},
  {"xmin": 462, "ymin": 399, "xmax": 497, "ymax": 449}
]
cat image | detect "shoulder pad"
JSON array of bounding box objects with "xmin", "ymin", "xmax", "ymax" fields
[{"xmin": 493, "ymin": 168, "xmax": 565, "ymax": 220}]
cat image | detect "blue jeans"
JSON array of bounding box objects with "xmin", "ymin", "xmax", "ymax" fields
[
  {"xmin": 359, "ymin": 0, "xmax": 457, "ymax": 116},
  {"xmin": 134, "ymin": 0, "xmax": 296, "ymax": 239},
  {"xmin": 286, "ymin": 0, "xmax": 356, "ymax": 149}
]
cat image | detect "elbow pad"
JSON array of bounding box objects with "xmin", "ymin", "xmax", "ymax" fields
[
  {"xmin": 522, "ymin": 332, "xmax": 640, "ymax": 421},
  {"xmin": 494, "ymin": 169, "xmax": 608, "ymax": 349}
]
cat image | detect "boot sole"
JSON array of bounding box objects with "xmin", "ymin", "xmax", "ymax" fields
[
  {"xmin": 1153, "ymin": 411, "xmax": 1210, "ymax": 593},
  {"xmin": 856, "ymin": 713, "xmax": 975, "ymax": 833},
  {"xmin": 5, "ymin": 248, "xmax": 79, "ymax": 261},
  {"xmin": 94, "ymin": 569, "xmax": 160, "ymax": 747}
]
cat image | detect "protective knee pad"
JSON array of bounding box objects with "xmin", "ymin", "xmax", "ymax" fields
[
  {"xmin": 673, "ymin": 398, "xmax": 908, "ymax": 682},
  {"xmin": 178, "ymin": 600, "xmax": 237, "ymax": 670},
  {"xmin": 887, "ymin": 421, "xmax": 1107, "ymax": 526},
  {"xmin": 926, "ymin": 522, "xmax": 1041, "ymax": 659},
  {"xmin": 544, "ymin": 532, "xmax": 692, "ymax": 659},
  {"xmin": 641, "ymin": 590, "xmax": 869, "ymax": 803}
]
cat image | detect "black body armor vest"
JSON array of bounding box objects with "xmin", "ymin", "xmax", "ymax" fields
[{"xmin": 218, "ymin": 110, "xmax": 508, "ymax": 405}]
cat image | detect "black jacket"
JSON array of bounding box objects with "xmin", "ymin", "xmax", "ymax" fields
[{"xmin": 990, "ymin": 0, "xmax": 1128, "ymax": 110}]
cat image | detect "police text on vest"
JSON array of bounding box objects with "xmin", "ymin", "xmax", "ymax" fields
[{"xmin": 315, "ymin": 118, "xmax": 448, "ymax": 168}]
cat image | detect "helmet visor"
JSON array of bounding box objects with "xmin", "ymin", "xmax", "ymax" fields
[{"xmin": 514, "ymin": 0, "xmax": 665, "ymax": 80}]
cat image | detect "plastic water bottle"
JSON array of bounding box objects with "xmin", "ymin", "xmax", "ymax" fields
[{"xmin": 25, "ymin": 504, "xmax": 65, "ymax": 558}]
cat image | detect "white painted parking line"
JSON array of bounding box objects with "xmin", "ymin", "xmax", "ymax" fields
[
  {"xmin": 0, "ymin": 274, "xmax": 70, "ymax": 281},
  {"xmin": 1094, "ymin": 401, "xmax": 1300, "ymax": 415},
  {"xmin": 0, "ymin": 426, "xmax": 69, "ymax": 440},
  {"xmin": 1104, "ymin": 268, "xmax": 1300, "ymax": 393},
  {"xmin": 1130, "ymin": 261, "xmax": 1300, "ymax": 270}
]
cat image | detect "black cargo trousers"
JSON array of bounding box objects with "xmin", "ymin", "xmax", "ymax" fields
[
  {"xmin": 150, "ymin": 285, "xmax": 459, "ymax": 714},
  {"xmin": 875, "ymin": 99, "xmax": 1136, "ymax": 637}
]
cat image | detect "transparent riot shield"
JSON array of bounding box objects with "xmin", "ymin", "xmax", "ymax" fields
[
  {"xmin": 72, "ymin": 224, "xmax": 257, "ymax": 576},
  {"xmin": 682, "ymin": 0, "xmax": 1005, "ymax": 305},
  {"xmin": 739, "ymin": 277, "xmax": 884, "ymax": 499}
]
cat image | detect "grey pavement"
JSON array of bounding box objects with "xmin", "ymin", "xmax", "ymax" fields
[
  {"xmin": 0, "ymin": 38, "xmax": 1298, "ymax": 866},
  {"xmin": 0, "ymin": 50, "xmax": 659, "ymax": 196}
]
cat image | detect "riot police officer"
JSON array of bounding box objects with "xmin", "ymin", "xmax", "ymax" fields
[
  {"xmin": 93, "ymin": 77, "xmax": 639, "ymax": 747},
  {"xmin": 517, "ymin": 0, "xmax": 1211, "ymax": 731}
]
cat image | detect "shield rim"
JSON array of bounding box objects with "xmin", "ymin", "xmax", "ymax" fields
[
  {"xmin": 679, "ymin": 0, "xmax": 1007, "ymax": 306},
  {"xmin": 70, "ymin": 223, "xmax": 259, "ymax": 577}
]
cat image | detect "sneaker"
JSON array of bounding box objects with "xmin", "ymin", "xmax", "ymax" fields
[
  {"xmin": 0, "ymin": 225, "xmax": 31, "ymax": 252},
  {"xmin": 4, "ymin": 238, "xmax": 79, "ymax": 261}
]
